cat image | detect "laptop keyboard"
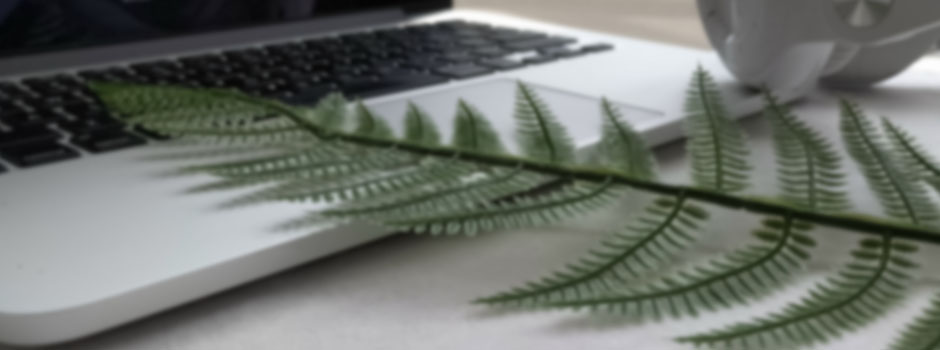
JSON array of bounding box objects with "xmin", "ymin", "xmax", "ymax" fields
[{"xmin": 0, "ymin": 20, "xmax": 612, "ymax": 170}]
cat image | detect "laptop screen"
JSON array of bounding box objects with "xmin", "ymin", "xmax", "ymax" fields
[{"xmin": 0, "ymin": 0, "xmax": 445, "ymax": 58}]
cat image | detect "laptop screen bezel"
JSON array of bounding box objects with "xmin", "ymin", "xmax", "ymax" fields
[{"xmin": 0, "ymin": 0, "xmax": 453, "ymax": 59}]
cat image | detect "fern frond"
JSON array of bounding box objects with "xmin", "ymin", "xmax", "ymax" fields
[
  {"xmin": 883, "ymin": 118, "xmax": 940, "ymax": 193},
  {"xmin": 685, "ymin": 67, "xmax": 750, "ymax": 192},
  {"xmin": 679, "ymin": 237, "xmax": 917, "ymax": 348},
  {"xmin": 890, "ymin": 292, "xmax": 940, "ymax": 350},
  {"xmin": 389, "ymin": 179, "xmax": 623, "ymax": 236},
  {"xmin": 764, "ymin": 91, "xmax": 849, "ymax": 212},
  {"xmin": 453, "ymin": 99, "xmax": 505, "ymax": 155},
  {"xmin": 514, "ymin": 82, "xmax": 576, "ymax": 164},
  {"xmin": 404, "ymin": 102, "xmax": 442, "ymax": 146},
  {"xmin": 476, "ymin": 196, "xmax": 710, "ymax": 305},
  {"xmin": 590, "ymin": 98, "xmax": 657, "ymax": 180},
  {"xmin": 320, "ymin": 167, "xmax": 544, "ymax": 223},
  {"xmin": 354, "ymin": 102, "xmax": 395, "ymax": 139},
  {"xmin": 841, "ymin": 101, "xmax": 940, "ymax": 225}
]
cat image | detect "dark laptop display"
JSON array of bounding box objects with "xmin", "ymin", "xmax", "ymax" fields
[{"xmin": 0, "ymin": 0, "xmax": 442, "ymax": 57}]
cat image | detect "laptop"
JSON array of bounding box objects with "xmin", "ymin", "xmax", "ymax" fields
[{"xmin": 0, "ymin": 0, "xmax": 781, "ymax": 346}]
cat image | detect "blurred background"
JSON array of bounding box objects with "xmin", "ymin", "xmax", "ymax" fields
[{"xmin": 457, "ymin": 0, "xmax": 707, "ymax": 48}]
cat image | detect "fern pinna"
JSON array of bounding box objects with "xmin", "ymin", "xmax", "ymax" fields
[{"xmin": 93, "ymin": 68, "xmax": 940, "ymax": 349}]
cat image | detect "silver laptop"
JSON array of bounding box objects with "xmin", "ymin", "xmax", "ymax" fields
[{"xmin": 0, "ymin": 1, "xmax": 777, "ymax": 346}]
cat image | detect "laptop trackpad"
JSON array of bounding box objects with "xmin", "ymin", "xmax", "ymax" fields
[{"xmin": 366, "ymin": 79, "xmax": 664, "ymax": 152}]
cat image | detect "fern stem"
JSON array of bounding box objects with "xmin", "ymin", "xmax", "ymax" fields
[{"xmin": 228, "ymin": 92, "xmax": 940, "ymax": 246}]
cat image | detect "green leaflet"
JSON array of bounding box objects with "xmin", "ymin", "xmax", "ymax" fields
[
  {"xmin": 354, "ymin": 102, "xmax": 395, "ymax": 139},
  {"xmin": 183, "ymin": 148, "xmax": 415, "ymax": 193},
  {"xmin": 453, "ymin": 99, "xmax": 506, "ymax": 155},
  {"xmin": 764, "ymin": 91, "xmax": 849, "ymax": 212},
  {"xmin": 93, "ymin": 83, "xmax": 269, "ymax": 117},
  {"xmin": 514, "ymin": 82, "xmax": 576, "ymax": 164},
  {"xmin": 223, "ymin": 159, "xmax": 475, "ymax": 207},
  {"xmin": 891, "ymin": 294, "xmax": 940, "ymax": 350},
  {"xmin": 685, "ymin": 67, "xmax": 751, "ymax": 192},
  {"xmin": 404, "ymin": 102, "xmax": 442, "ymax": 146},
  {"xmin": 476, "ymin": 196, "xmax": 709, "ymax": 306},
  {"xmin": 841, "ymin": 101, "xmax": 939, "ymax": 226},
  {"xmin": 591, "ymin": 98, "xmax": 657, "ymax": 180},
  {"xmin": 389, "ymin": 179, "xmax": 623, "ymax": 236},
  {"xmin": 320, "ymin": 168, "xmax": 544, "ymax": 223},
  {"xmin": 883, "ymin": 118, "xmax": 940, "ymax": 194},
  {"xmin": 308, "ymin": 93, "xmax": 348, "ymax": 131},
  {"xmin": 536, "ymin": 217, "xmax": 812, "ymax": 317},
  {"xmin": 679, "ymin": 237, "xmax": 916, "ymax": 348}
]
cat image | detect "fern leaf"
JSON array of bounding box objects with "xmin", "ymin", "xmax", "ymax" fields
[
  {"xmin": 590, "ymin": 98, "xmax": 657, "ymax": 180},
  {"xmin": 389, "ymin": 179, "xmax": 623, "ymax": 236},
  {"xmin": 534, "ymin": 217, "xmax": 814, "ymax": 318},
  {"xmin": 320, "ymin": 168, "xmax": 544, "ymax": 222},
  {"xmin": 685, "ymin": 67, "xmax": 750, "ymax": 192},
  {"xmin": 452, "ymin": 99, "xmax": 505, "ymax": 155},
  {"xmin": 404, "ymin": 102, "xmax": 442, "ymax": 146},
  {"xmin": 224, "ymin": 159, "xmax": 475, "ymax": 207},
  {"xmin": 679, "ymin": 237, "xmax": 916, "ymax": 348},
  {"xmin": 307, "ymin": 93, "xmax": 348, "ymax": 131},
  {"xmin": 514, "ymin": 82, "xmax": 576, "ymax": 164},
  {"xmin": 765, "ymin": 91, "xmax": 849, "ymax": 212},
  {"xmin": 476, "ymin": 196, "xmax": 710, "ymax": 305},
  {"xmin": 883, "ymin": 118, "xmax": 940, "ymax": 193},
  {"xmin": 354, "ymin": 102, "xmax": 395, "ymax": 139},
  {"xmin": 139, "ymin": 121, "xmax": 313, "ymax": 145},
  {"xmin": 183, "ymin": 148, "xmax": 415, "ymax": 192},
  {"xmin": 841, "ymin": 101, "xmax": 940, "ymax": 225},
  {"xmin": 93, "ymin": 83, "xmax": 275, "ymax": 127},
  {"xmin": 890, "ymin": 292, "xmax": 940, "ymax": 350}
]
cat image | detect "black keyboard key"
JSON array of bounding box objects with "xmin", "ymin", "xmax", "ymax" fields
[
  {"xmin": 580, "ymin": 43, "xmax": 614, "ymax": 53},
  {"xmin": 434, "ymin": 64, "xmax": 492, "ymax": 79},
  {"xmin": 473, "ymin": 46, "xmax": 507, "ymax": 58},
  {"xmin": 0, "ymin": 124, "xmax": 62, "ymax": 149},
  {"xmin": 479, "ymin": 58, "xmax": 525, "ymax": 70},
  {"xmin": 491, "ymin": 31, "xmax": 547, "ymax": 43},
  {"xmin": 540, "ymin": 47, "xmax": 582, "ymax": 58},
  {"xmin": 505, "ymin": 37, "xmax": 576, "ymax": 52},
  {"xmin": 340, "ymin": 71, "xmax": 446, "ymax": 98},
  {"xmin": 0, "ymin": 141, "xmax": 79, "ymax": 167},
  {"xmin": 283, "ymin": 84, "xmax": 337, "ymax": 105},
  {"xmin": 71, "ymin": 128, "xmax": 146, "ymax": 153}
]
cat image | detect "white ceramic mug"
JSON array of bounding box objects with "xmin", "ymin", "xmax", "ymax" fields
[{"xmin": 698, "ymin": 0, "xmax": 940, "ymax": 93}]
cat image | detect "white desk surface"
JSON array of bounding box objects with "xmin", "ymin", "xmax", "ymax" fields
[{"xmin": 12, "ymin": 10, "xmax": 940, "ymax": 350}]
